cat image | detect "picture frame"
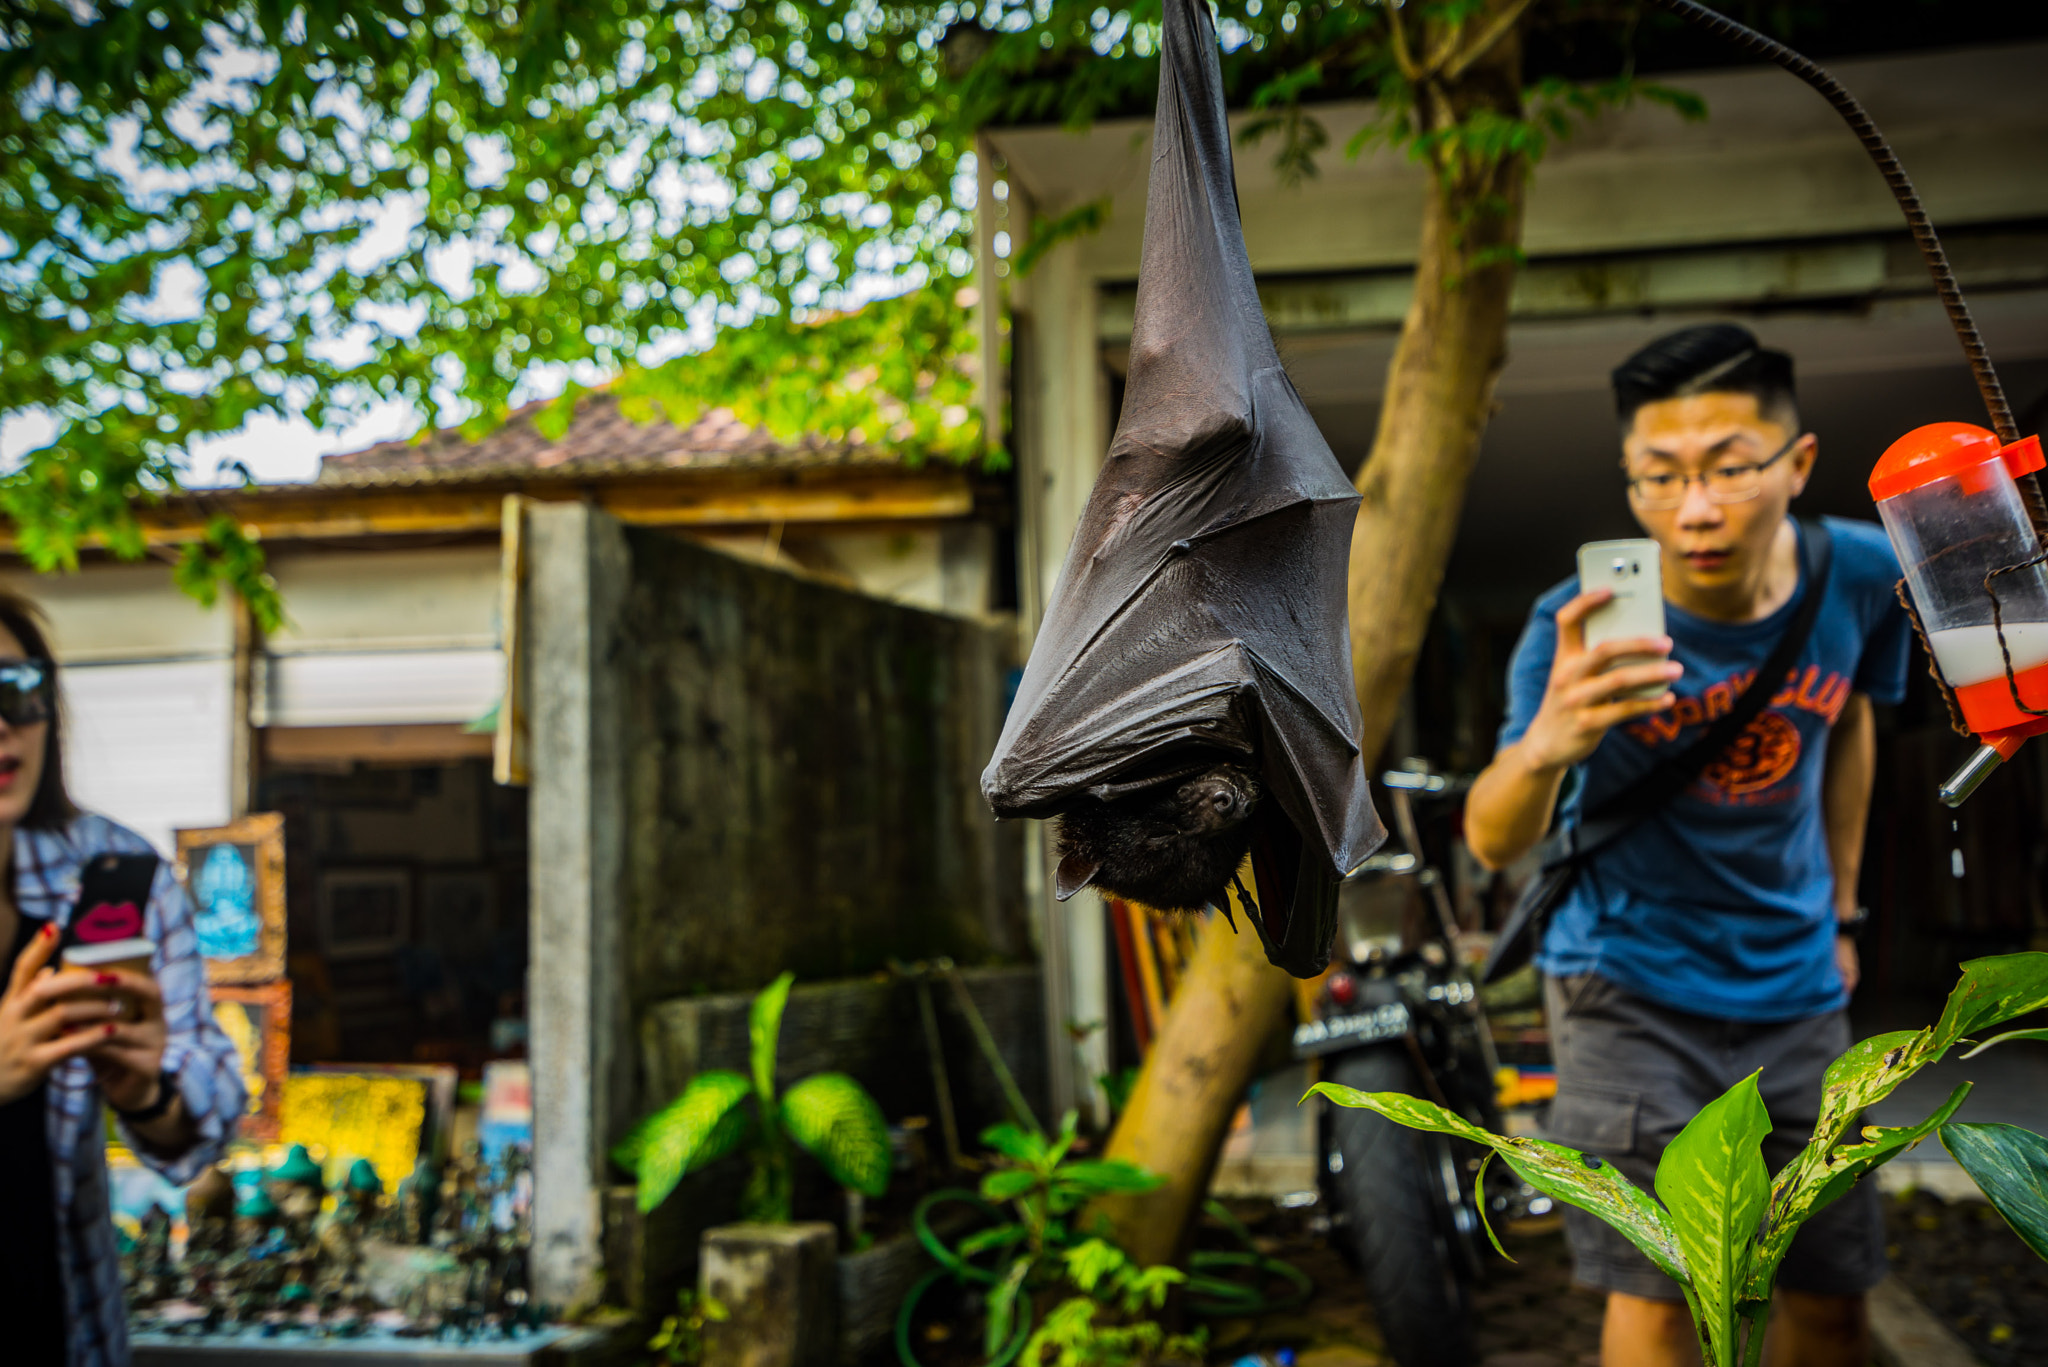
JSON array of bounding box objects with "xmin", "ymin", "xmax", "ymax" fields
[
  {"xmin": 208, "ymin": 980, "xmax": 293, "ymax": 1144},
  {"xmin": 318, "ymin": 866, "xmax": 411, "ymax": 959},
  {"xmin": 175, "ymin": 812, "xmax": 287, "ymax": 986}
]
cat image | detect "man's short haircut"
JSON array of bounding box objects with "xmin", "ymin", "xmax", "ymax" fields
[{"xmin": 1612, "ymin": 323, "xmax": 1798, "ymax": 431}]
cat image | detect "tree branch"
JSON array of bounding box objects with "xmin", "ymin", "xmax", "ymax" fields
[
  {"xmin": 1441, "ymin": 0, "xmax": 1540, "ymax": 83},
  {"xmin": 1383, "ymin": 3, "xmax": 1422, "ymax": 84}
]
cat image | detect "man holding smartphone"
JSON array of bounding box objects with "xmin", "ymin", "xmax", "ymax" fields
[{"xmin": 1465, "ymin": 324, "xmax": 1911, "ymax": 1367}]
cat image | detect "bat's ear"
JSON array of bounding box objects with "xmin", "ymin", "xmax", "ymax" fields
[{"xmin": 1054, "ymin": 851, "xmax": 1102, "ymax": 901}]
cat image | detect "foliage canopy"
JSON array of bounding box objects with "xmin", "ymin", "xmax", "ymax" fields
[{"xmin": 8, "ymin": 0, "xmax": 1949, "ymax": 616}]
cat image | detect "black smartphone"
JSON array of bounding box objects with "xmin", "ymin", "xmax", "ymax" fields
[{"xmin": 59, "ymin": 852, "xmax": 159, "ymax": 953}]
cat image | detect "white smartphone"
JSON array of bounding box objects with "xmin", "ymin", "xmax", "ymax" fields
[{"xmin": 1577, "ymin": 539, "xmax": 1668, "ymax": 700}]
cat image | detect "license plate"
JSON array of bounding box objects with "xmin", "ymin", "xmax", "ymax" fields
[{"xmin": 1292, "ymin": 1000, "xmax": 1411, "ymax": 1057}]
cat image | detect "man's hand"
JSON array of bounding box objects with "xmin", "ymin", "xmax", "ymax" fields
[
  {"xmin": 1515, "ymin": 588, "xmax": 1682, "ymax": 772},
  {"xmin": 1835, "ymin": 932, "xmax": 1861, "ymax": 996},
  {"xmin": 1465, "ymin": 589, "xmax": 1684, "ymax": 871},
  {"xmin": 85, "ymin": 967, "xmax": 169, "ymax": 1115},
  {"xmin": 0, "ymin": 922, "xmax": 121, "ymax": 1106}
]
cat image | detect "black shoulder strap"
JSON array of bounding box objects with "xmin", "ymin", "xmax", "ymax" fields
[{"xmin": 1544, "ymin": 518, "xmax": 1834, "ymax": 869}]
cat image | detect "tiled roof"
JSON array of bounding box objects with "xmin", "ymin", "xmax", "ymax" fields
[{"xmin": 317, "ymin": 393, "xmax": 892, "ymax": 488}]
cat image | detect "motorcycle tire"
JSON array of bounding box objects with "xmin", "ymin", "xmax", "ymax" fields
[{"xmin": 1322, "ymin": 1047, "xmax": 1476, "ymax": 1367}]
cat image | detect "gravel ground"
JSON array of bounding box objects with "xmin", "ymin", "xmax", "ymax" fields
[
  {"xmin": 1884, "ymin": 1189, "xmax": 2048, "ymax": 1367},
  {"xmin": 1204, "ymin": 1202, "xmax": 1604, "ymax": 1367}
]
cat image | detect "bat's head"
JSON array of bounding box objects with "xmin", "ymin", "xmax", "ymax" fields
[{"xmin": 1053, "ymin": 762, "xmax": 1260, "ymax": 912}]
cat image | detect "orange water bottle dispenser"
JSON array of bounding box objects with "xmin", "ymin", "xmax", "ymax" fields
[{"xmin": 1870, "ymin": 422, "xmax": 2048, "ymax": 803}]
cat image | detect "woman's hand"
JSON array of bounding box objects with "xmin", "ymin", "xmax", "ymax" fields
[
  {"xmin": 85, "ymin": 967, "xmax": 168, "ymax": 1115},
  {"xmin": 0, "ymin": 923, "xmax": 119, "ymax": 1106},
  {"xmin": 1515, "ymin": 588, "xmax": 1683, "ymax": 774}
]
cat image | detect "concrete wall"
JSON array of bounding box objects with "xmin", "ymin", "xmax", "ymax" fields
[
  {"xmin": 525, "ymin": 503, "xmax": 1027, "ymax": 1305},
  {"xmin": 613, "ymin": 516, "xmax": 1028, "ymax": 1002}
]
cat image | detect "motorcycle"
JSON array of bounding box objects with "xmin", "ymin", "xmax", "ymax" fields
[{"xmin": 1292, "ymin": 762, "xmax": 1525, "ymax": 1367}]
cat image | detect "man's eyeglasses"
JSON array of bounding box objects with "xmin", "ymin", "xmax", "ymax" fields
[
  {"xmin": 1625, "ymin": 432, "xmax": 1806, "ymax": 510},
  {"xmin": 0, "ymin": 658, "xmax": 54, "ymax": 729}
]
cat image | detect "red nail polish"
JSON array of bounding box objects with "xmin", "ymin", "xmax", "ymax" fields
[
  {"xmin": 96, "ymin": 973, "xmax": 118, "ymax": 986},
  {"xmin": 104, "ymin": 1023, "xmax": 117, "ymax": 1036},
  {"xmin": 41, "ymin": 924, "xmax": 55, "ymax": 939}
]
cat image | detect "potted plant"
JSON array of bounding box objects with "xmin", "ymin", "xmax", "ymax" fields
[
  {"xmin": 1313, "ymin": 952, "xmax": 2048, "ymax": 1366},
  {"xmin": 614, "ymin": 971, "xmax": 892, "ymax": 1222}
]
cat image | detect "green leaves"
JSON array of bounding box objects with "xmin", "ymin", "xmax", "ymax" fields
[
  {"xmin": 1654, "ymin": 1074, "xmax": 1770, "ymax": 1361},
  {"xmin": 1747, "ymin": 1081, "xmax": 1970, "ymax": 1308},
  {"xmin": 780, "ymin": 1073, "xmax": 892, "ymax": 1198},
  {"xmin": 1933, "ymin": 953, "xmax": 2048, "ymax": 1051},
  {"xmin": 7, "ymin": 0, "xmax": 988, "ymax": 612},
  {"xmin": 613, "ymin": 1070, "xmax": 755, "ymax": 1214},
  {"xmin": 1940, "ymin": 1123, "xmax": 2048, "ymax": 1261},
  {"xmin": 1308, "ymin": 1083, "xmax": 1689, "ymax": 1286},
  {"xmin": 618, "ymin": 969, "xmax": 892, "ymax": 1216},
  {"xmin": 750, "ymin": 971, "xmax": 796, "ymax": 1105},
  {"xmin": 1313, "ymin": 956, "xmax": 2048, "ymax": 1366},
  {"xmin": 1961, "ymin": 1027, "xmax": 2048, "ymax": 1059}
]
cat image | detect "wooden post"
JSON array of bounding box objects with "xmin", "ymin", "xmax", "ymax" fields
[
  {"xmin": 700, "ymin": 1223, "xmax": 839, "ymax": 1367},
  {"xmin": 228, "ymin": 591, "xmax": 261, "ymax": 817}
]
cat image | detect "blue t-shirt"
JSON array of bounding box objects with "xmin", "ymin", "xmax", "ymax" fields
[{"xmin": 1499, "ymin": 517, "xmax": 1912, "ymax": 1022}]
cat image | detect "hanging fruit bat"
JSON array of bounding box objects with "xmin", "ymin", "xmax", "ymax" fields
[{"xmin": 981, "ymin": 0, "xmax": 1385, "ymax": 978}]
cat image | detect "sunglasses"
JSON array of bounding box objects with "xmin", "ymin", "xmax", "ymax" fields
[{"xmin": 0, "ymin": 658, "xmax": 54, "ymax": 728}]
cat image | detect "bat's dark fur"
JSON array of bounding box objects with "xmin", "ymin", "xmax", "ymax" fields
[{"xmin": 1056, "ymin": 763, "xmax": 1261, "ymax": 911}]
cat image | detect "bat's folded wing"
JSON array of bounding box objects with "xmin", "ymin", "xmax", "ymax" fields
[{"xmin": 979, "ymin": 0, "xmax": 1385, "ymax": 978}]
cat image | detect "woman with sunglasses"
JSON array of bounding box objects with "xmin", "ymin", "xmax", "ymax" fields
[{"xmin": 0, "ymin": 590, "xmax": 245, "ymax": 1366}]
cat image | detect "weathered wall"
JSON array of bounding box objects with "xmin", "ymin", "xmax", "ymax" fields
[
  {"xmin": 526, "ymin": 504, "xmax": 1028, "ymax": 1309},
  {"xmin": 614, "ymin": 521, "xmax": 1028, "ymax": 1010},
  {"xmin": 622, "ymin": 966, "xmax": 1048, "ymax": 1338}
]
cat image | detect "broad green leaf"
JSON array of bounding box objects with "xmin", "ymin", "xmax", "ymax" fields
[
  {"xmin": 1940, "ymin": 1123, "xmax": 2048, "ymax": 1261},
  {"xmin": 979, "ymin": 1121, "xmax": 1048, "ymax": 1167},
  {"xmin": 615, "ymin": 1071, "xmax": 755, "ymax": 1214},
  {"xmin": 980, "ymin": 1168, "xmax": 1043, "ymax": 1202},
  {"xmin": 1771, "ymin": 1027, "xmax": 1946, "ymax": 1230},
  {"xmin": 780, "ymin": 1072, "xmax": 892, "ymax": 1198},
  {"xmin": 1655, "ymin": 1073, "xmax": 1770, "ymax": 1360},
  {"xmin": 1049, "ymin": 1159, "xmax": 1164, "ymax": 1196},
  {"xmin": 1960, "ymin": 1027, "xmax": 2048, "ymax": 1059},
  {"xmin": 984, "ymin": 1256, "xmax": 1031, "ymax": 1358},
  {"xmin": 750, "ymin": 972, "xmax": 796, "ymax": 1104},
  {"xmin": 1932, "ymin": 953, "xmax": 2048, "ymax": 1052},
  {"xmin": 1060, "ymin": 1238, "xmax": 1132, "ymax": 1295},
  {"xmin": 1310, "ymin": 1083, "xmax": 1688, "ymax": 1286},
  {"xmin": 959, "ymin": 1224, "xmax": 1028, "ymax": 1258}
]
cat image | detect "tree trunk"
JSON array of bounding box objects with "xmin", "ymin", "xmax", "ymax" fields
[
  {"xmin": 1348, "ymin": 24, "xmax": 1530, "ymax": 757},
  {"xmin": 1092, "ymin": 895, "xmax": 1293, "ymax": 1267},
  {"xmin": 1095, "ymin": 6, "xmax": 1529, "ymax": 1263}
]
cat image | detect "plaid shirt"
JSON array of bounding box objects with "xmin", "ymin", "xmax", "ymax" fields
[{"xmin": 17, "ymin": 812, "xmax": 246, "ymax": 1367}]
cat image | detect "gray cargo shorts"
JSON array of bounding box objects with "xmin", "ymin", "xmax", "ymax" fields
[{"xmin": 1542, "ymin": 972, "xmax": 1887, "ymax": 1303}]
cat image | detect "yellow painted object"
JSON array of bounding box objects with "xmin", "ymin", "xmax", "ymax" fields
[
  {"xmin": 1495, "ymin": 1066, "xmax": 1558, "ymax": 1110},
  {"xmin": 279, "ymin": 1073, "xmax": 429, "ymax": 1193}
]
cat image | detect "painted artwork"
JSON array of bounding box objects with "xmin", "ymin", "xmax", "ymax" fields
[
  {"xmin": 176, "ymin": 813, "xmax": 286, "ymax": 985},
  {"xmin": 193, "ymin": 844, "xmax": 258, "ymax": 958},
  {"xmin": 209, "ymin": 981, "xmax": 292, "ymax": 1143},
  {"xmin": 479, "ymin": 1060, "xmax": 532, "ymax": 1164},
  {"xmin": 278, "ymin": 1072, "xmax": 430, "ymax": 1195}
]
